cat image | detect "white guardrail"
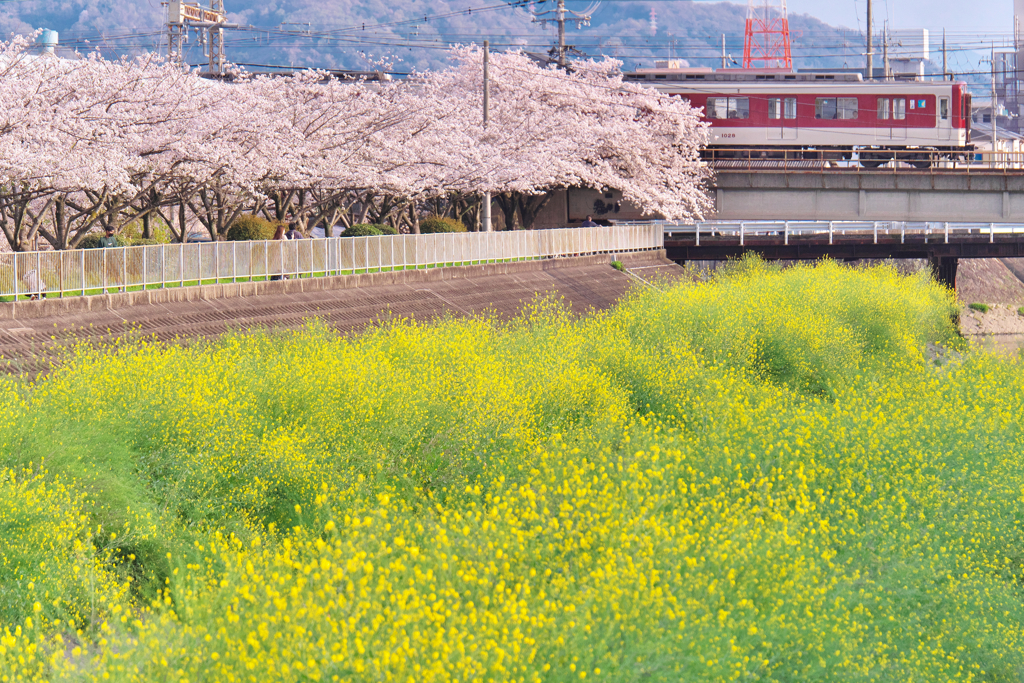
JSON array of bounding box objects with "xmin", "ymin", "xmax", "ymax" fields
[
  {"xmin": 640, "ymin": 220, "xmax": 1024, "ymax": 247},
  {"xmin": 0, "ymin": 225, "xmax": 662, "ymax": 300}
]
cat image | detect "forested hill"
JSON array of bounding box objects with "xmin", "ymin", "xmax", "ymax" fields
[{"xmin": 0, "ymin": 0, "xmax": 863, "ymax": 73}]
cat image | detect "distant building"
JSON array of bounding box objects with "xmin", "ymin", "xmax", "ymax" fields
[{"xmin": 1001, "ymin": 0, "xmax": 1024, "ymax": 134}]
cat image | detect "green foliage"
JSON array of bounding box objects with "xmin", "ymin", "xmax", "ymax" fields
[
  {"xmin": 120, "ymin": 218, "xmax": 174, "ymax": 245},
  {"xmin": 419, "ymin": 215, "xmax": 467, "ymax": 233},
  {"xmin": 77, "ymin": 233, "xmax": 128, "ymax": 249},
  {"xmin": 969, "ymin": 302, "xmax": 990, "ymax": 313},
  {"xmin": 226, "ymin": 214, "xmax": 275, "ymax": 242},
  {"xmin": 610, "ymin": 260, "xmax": 624, "ymax": 271},
  {"xmin": 7, "ymin": 259, "xmax": 1024, "ymax": 681},
  {"xmin": 1018, "ymin": 306, "xmax": 1024, "ymax": 317},
  {"xmin": 342, "ymin": 223, "xmax": 384, "ymax": 237},
  {"xmin": 374, "ymin": 223, "xmax": 398, "ymax": 235}
]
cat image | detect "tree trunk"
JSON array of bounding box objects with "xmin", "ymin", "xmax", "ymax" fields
[
  {"xmin": 518, "ymin": 192, "xmax": 554, "ymax": 230},
  {"xmin": 495, "ymin": 193, "xmax": 518, "ymax": 231},
  {"xmin": 410, "ymin": 202, "xmax": 420, "ymax": 235}
]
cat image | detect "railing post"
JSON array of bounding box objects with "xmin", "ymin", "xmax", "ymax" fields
[
  {"xmin": 81, "ymin": 248, "xmax": 86, "ymax": 297},
  {"xmin": 901, "ymin": 224, "xmax": 905, "ymax": 244},
  {"xmin": 180, "ymin": 244, "xmax": 185, "ymax": 288},
  {"xmin": 143, "ymin": 245, "xmax": 147, "ymax": 290},
  {"xmin": 990, "ymin": 222, "xmax": 995, "ymax": 243},
  {"xmin": 103, "ymin": 248, "xmax": 107, "ymax": 293},
  {"xmin": 232, "ymin": 241, "xmax": 236, "ymax": 283},
  {"xmin": 695, "ymin": 222, "xmax": 699, "ymax": 247},
  {"xmin": 740, "ymin": 222, "xmax": 745, "ymax": 247},
  {"xmin": 784, "ymin": 221, "xmax": 789, "ymax": 246},
  {"xmin": 873, "ymin": 222, "xmax": 878, "ymax": 245},
  {"xmin": 944, "ymin": 222, "xmax": 949, "ymax": 244},
  {"xmin": 828, "ymin": 221, "xmax": 833, "ymax": 245}
]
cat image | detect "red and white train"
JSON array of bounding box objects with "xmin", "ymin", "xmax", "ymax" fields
[{"xmin": 624, "ymin": 68, "xmax": 972, "ymax": 167}]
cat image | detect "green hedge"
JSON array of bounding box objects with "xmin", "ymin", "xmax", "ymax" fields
[
  {"xmin": 227, "ymin": 215, "xmax": 275, "ymax": 241},
  {"xmin": 343, "ymin": 224, "xmax": 386, "ymax": 237},
  {"xmin": 419, "ymin": 216, "xmax": 467, "ymax": 234},
  {"xmin": 78, "ymin": 233, "xmax": 128, "ymax": 249}
]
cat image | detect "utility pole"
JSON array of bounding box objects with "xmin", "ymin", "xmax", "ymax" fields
[
  {"xmin": 721, "ymin": 34, "xmax": 727, "ymax": 69},
  {"xmin": 942, "ymin": 29, "xmax": 947, "ymax": 81},
  {"xmin": 882, "ymin": 21, "xmax": 889, "ymax": 81},
  {"xmin": 866, "ymin": 0, "xmax": 873, "ymax": 79},
  {"xmin": 556, "ymin": 0, "xmax": 566, "ymax": 68},
  {"xmin": 482, "ymin": 40, "xmax": 492, "ymax": 233},
  {"xmin": 166, "ymin": 0, "xmax": 230, "ymax": 71},
  {"xmin": 209, "ymin": 0, "xmax": 225, "ymax": 75},
  {"xmin": 530, "ymin": 0, "xmax": 591, "ymax": 69},
  {"xmin": 982, "ymin": 46, "xmax": 998, "ymax": 154},
  {"xmin": 992, "ymin": 44, "xmax": 999, "ymax": 154}
]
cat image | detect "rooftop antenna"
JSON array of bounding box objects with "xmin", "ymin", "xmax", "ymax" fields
[{"xmin": 742, "ymin": 0, "xmax": 792, "ymax": 70}]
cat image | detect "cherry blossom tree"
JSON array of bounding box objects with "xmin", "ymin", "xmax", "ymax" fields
[{"xmin": 0, "ymin": 37, "xmax": 710, "ymax": 250}]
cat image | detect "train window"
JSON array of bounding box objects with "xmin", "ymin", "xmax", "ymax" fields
[
  {"xmin": 815, "ymin": 98, "xmax": 856, "ymax": 119},
  {"xmin": 706, "ymin": 97, "xmax": 749, "ymax": 119},
  {"xmin": 838, "ymin": 98, "xmax": 858, "ymax": 119},
  {"xmin": 877, "ymin": 98, "xmax": 890, "ymax": 120},
  {"xmin": 784, "ymin": 97, "xmax": 797, "ymax": 119},
  {"xmin": 940, "ymin": 98, "xmax": 949, "ymax": 120},
  {"xmin": 768, "ymin": 98, "xmax": 781, "ymax": 119},
  {"xmin": 815, "ymin": 98, "xmax": 837, "ymax": 119},
  {"xmin": 893, "ymin": 98, "xmax": 906, "ymax": 120}
]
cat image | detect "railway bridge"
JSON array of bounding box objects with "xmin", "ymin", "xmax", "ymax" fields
[
  {"xmin": 654, "ymin": 220, "xmax": 1024, "ymax": 289},
  {"xmin": 710, "ymin": 162, "xmax": 1024, "ymax": 223}
]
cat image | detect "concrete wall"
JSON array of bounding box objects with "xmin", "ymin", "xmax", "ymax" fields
[
  {"xmin": 0, "ymin": 250, "xmax": 665, "ymax": 322},
  {"xmin": 712, "ymin": 171, "xmax": 1024, "ymax": 222}
]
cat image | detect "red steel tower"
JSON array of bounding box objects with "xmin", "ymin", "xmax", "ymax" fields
[{"xmin": 742, "ymin": 0, "xmax": 793, "ymax": 70}]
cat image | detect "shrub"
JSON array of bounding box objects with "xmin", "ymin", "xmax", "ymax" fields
[
  {"xmin": 968, "ymin": 302, "xmax": 990, "ymax": 313},
  {"xmin": 1017, "ymin": 306, "xmax": 1024, "ymax": 317},
  {"xmin": 120, "ymin": 218, "xmax": 174, "ymax": 244},
  {"xmin": 375, "ymin": 223, "xmax": 398, "ymax": 235},
  {"xmin": 77, "ymin": 233, "xmax": 128, "ymax": 249},
  {"xmin": 342, "ymin": 224, "xmax": 384, "ymax": 237},
  {"xmin": 611, "ymin": 260, "xmax": 625, "ymax": 272},
  {"xmin": 227, "ymin": 215, "xmax": 275, "ymax": 242},
  {"xmin": 419, "ymin": 215, "xmax": 467, "ymax": 233}
]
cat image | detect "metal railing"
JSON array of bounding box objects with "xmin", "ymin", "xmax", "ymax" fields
[
  {"xmin": 703, "ymin": 148, "xmax": 1024, "ymax": 174},
  {"xmin": 0, "ymin": 225, "xmax": 662, "ymax": 300},
  {"xmin": 650, "ymin": 220, "xmax": 1024, "ymax": 246}
]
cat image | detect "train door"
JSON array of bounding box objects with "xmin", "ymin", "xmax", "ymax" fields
[
  {"xmin": 938, "ymin": 96, "xmax": 952, "ymax": 141},
  {"xmin": 767, "ymin": 97, "xmax": 797, "ymax": 140},
  {"xmin": 875, "ymin": 97, "xmax": 907, "ymax": 141},
  {"xmin": 891, "ymin": 97, "xmax": 907, "ymax": 140}
]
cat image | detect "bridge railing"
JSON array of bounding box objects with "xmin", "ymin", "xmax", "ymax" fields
[
  {"xmin": 1, "ymin": 225, "xmax": 662, "ymax": 300},
  {"xmin": 620, "ymin": 220, "xmax": 1024, "ymax": 247},
  {"xmin": 704, "ymin": 148, "xmax": 1024, "ymax": 173}
]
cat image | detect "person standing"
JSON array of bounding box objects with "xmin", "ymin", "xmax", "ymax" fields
[
  {"xmin": 270, "ymin": 223, "xmax": 287, "ymax": 281},
  {"xmin": 285, "ymin": 213, "xmax": 304, "ymax": 241},
  {"xmin": 581, "ymin": 215, "xmax": 599, "ymax": 227},
  {"xmin": 99, "ymin": 225, "xmax": 118, "ymax": 248},
  {"xmin": 99, "ymin": 226, "xmax": 123, "ymax": 293}
]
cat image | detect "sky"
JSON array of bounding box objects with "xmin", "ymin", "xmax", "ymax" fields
[{"xmin": 785, "ymin": 0, "xmax": 1013, "ymax": 34}]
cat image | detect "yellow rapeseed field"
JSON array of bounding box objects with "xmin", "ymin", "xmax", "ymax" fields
[{"xmin": 3, "ymin": 257, "xmax": 1023, "ymax": 682}]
